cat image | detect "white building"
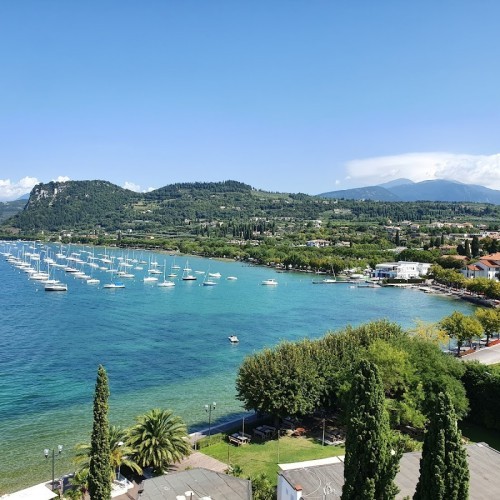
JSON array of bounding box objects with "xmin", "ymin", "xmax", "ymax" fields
[
  {"xmin": 462, "ymin": 252, "xmax": 500, "ymax": 281},
  {"xmin": 372, "ymin": 261, "xmax": 431, "ymax": 280}
]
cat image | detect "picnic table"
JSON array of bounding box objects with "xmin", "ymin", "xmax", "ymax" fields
[
  {"xmin": 253, "ymin": 425, "xmax": 276, "ymax": 439},
  {"xmin": 228, "ymin": 432, "xmax": 251, "ymax": 446}
]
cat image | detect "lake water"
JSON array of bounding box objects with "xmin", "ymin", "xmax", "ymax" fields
[{"xmin": 0, "ymin": 242, "xmax": 475, "ymax": 493}]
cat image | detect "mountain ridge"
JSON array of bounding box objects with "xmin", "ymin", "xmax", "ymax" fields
[{"xmin": 319, "ymin": 179, "xmax": 500, "ymax": 204}]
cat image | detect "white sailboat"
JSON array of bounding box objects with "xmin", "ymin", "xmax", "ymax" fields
[
  {"xmin": 202, "ymin": 272, "xmax": 218, "ymax": 286},
  {"xmin": 182, "ymin": 260, "xmax": 197, "ymax": 281},
  {"xmin": 158, "ymin": 260, "xmax": 175, "ymax": 287}
]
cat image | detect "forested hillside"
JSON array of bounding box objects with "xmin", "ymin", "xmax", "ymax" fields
[
  {"xmin": 2, "ymin": 179, "xmax": 500, "ymax": 236},
  {"xmin": 0, "ymin": 200, "xmax": 26, "ymax": 223}
]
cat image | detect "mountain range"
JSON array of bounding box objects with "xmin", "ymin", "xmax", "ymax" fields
[{"xmin": 319, "ymin": 179, "xmax": 500, "ymax": 204}]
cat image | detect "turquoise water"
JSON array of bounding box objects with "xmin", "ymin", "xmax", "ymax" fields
[{"xmin": 0, "ymin": 243, "xmax": 475, "ymax": 493}]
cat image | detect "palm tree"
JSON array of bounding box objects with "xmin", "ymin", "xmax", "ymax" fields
[
  {"xmin": 128, "ymin": 408, "xmax": 191, "ymax": 474},
  {"xmin": 74, "ymin": 425, "xmax": 142, "ymax": 483},
  {"xmin": 67, "ymin": 469, "xmax": 88, "ymax": 500}
]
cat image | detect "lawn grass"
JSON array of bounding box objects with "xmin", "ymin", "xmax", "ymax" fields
[
  {"xmin": 460, "ymin": 421, "xmax": 500, "ymax": 451},
  {"xmin": 201, "ymin": 435, "xmax": 344, "ymax": 485}
]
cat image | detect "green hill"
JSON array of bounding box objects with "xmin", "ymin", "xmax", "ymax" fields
[{"xmin": 2, "ymin": 179, "xmax": 499, "ymax": 237}]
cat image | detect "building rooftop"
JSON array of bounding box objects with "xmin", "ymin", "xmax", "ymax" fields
[
  {"xmin": 139, "ymin": 468, "xmax": 252, "ymax": 500},
  {"xmin": 279, "ymin": 443, "xmax": 500, "ymax": 499}
]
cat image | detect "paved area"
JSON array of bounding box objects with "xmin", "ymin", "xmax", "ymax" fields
[
  {"xmin": 171, "ymin": 451, "xmax": 228, "ymax": 473},
  {"xmin": 462, "ymin": 342, "xmax": 500, "ymax": 365}
]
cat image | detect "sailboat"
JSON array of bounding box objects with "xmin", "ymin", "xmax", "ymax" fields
[
  {"xmin": 182, "ymin": 260, "xmax": 197, "ymax": 281},
  {"xmin": 202, "ymin": 271, "xmax": 218, "ymax": 286},
  {"xmin": 158, "ymin": 260, "xmax": 175, "ymax": 287}
]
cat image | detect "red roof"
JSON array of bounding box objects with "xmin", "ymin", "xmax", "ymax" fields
[
  {"xmin": 467, "ymin": 265, "xmax": 482, "ymax": 271},
  {"xmin": 479, "ymin": 260, "xmax": 500, "ymax": 268}
]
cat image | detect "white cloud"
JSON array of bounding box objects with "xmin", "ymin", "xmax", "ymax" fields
[
  {"xmin": 123, "ymin": 181, "xmax": 142, "ymax": 192},
  {"xmin": 52, "ymin": 176, "xmax": 70, "ymax": 183},
  {"xmin": 0, "ymin": 176, "xmax": 39, "ymax": 201},
  {"xmin": 123, "ymin": 182, "xmax": 156, "ymax": 193},
  {"xmin": 345, "ymin": 152, "xmax": 500, "ymax": 190}
]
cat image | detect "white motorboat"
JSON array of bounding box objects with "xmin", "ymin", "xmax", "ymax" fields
[
  {"xmin": 228, "ymin": 335, "xmax": 239, "ymax": 343},
  {"xmin": 261, "ymin": 278, "xmax": 278, "ymax": 286},
  {"xmin": 103, "ymin": 282, "xmax": 125, "ymax": 289},
  {"xmin": 226, "ymin": 276, "xmax": 238, "ymax": 281}
]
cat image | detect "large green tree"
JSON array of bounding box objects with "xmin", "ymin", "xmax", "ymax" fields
[
  {"xmin": 88, "ymin": 365, "xmax": 112, "ymax": 500},
  {"xmin": 414, "ymin": 392, "xmax": 469, "ymax": 500},
  {"xmin": 440, "ymin": 311, "xmax": 483, "ymax": 355},
  {"xmin": 128, "ymin": 409, "xmax": 190, "ymax": 474},
  {"xmin": 474, "ymin": 307, "xmax": 500, "ymax": 345},
  {"xmin": 341, "ymin": 360, "xmax": 402, "ymax": 500},
  {"xmin": 236, "ymin": 340, "xmax": 323, "ymax": 418}
]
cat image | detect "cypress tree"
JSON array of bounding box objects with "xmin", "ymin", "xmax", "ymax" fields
[
  {"xmin": 88, "ymin": 365, "xmax": 112, "ymax": 500},
  {"xmin": 342, "ymin": 360, "xmax": 401, "ymax": 500},
  {"xmin": 471, "ymin": 236, "xmax": 480, "ymax": 258},
  {"xmin": 414, "ymin": 392, "xmax": 469, "ymax": 500},
  {"xmin": 464, "ymin": 239, "xmax": 472, "ymax": 259}
]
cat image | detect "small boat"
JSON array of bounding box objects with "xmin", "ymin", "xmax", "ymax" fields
[
  {"xmin": 208, "ymin": 272, "xmax": 221, "ymax": 278},
  {"xmin": 144, "ymin": 276, "xmax": 159, "ymax": 282},
  {"xmin": 226, "ymin": 276, "xmax": 238, "ymax": 281},
  {"xmin": 45, "ymin": 283, "xmax": 68, "ymax": 292},
  {"xmin": 103, "ymin": 282, "xmax": 125, "ymax": 289},
  {"xmin": 312, "ymin": 278, "xmax": 341, "ymax": 284},
  {"xmin": 158, "ymin": 280, "xmax": 175, "ymax": 287},
  {"xmin": 86, "ymin": 278, "xmax": 100, "ymax": 285},
  {"xmin": 203, "ymin": 278, "xmax": 218, "ymax": 286},
  {"xmin": 261, "ymin": 278, "xmax": 278, "ymax": 286},
  {"xmin": 182, "ymin": 260, "xmax": 197, "ymax": 280},
  {"xmin": 228, "ymin": 335, "xmax": 239, "ymax": 343}
]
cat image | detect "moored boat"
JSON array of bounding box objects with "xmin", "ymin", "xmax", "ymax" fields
[
  {"xmin": 45, "ymin": 282, "xmax": 68, "ymax": 292},
  {"xmin": 261, "ymin": 278, "xmax": 278, "ymax": 286}
]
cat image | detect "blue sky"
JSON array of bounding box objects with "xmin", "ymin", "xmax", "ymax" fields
[{"xmin": 1, "ymin": 0, "xmax": 499, "ymax": 200}]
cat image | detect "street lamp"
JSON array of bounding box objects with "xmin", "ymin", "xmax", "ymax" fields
[
  {"xmin": 117, "ymin": 441, "xmax": 124, "ymax": 480},
  {"xmin": 44, "ymin": 445, "xmax": 63, "ymax": 491},
  {"xmin": 205, "ymin": 402, "xmax": 216, "ymax": 437}
]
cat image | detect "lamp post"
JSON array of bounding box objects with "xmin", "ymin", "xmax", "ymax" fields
[
  {"xmin": 205, "ymin": 402, "xmax": 216, "ymax": 437},
  {"xmin": 44, "ymin": 445, "xmax": 63, "ymax": 491},
  {"xmin": 117, "ymin": 441, "xmax": 124, "ymax": 480}
]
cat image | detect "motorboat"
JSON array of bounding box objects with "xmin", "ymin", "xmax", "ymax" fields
[
  {"xmin": 228, "ymin": 335, "xmax": 239, "ymax": 343},
  {"xmin": 226, "ymin": 276, "xmax": 238, "ymax": 281},
  {"xmin": 103, "ymin": 282, "xmax": 125, "ymax": 289},
  {"xmin": 45, "ymin": 283, "xmax": 68, "ymax": 292},
  {"xmin": 261, "ymin": 278, "xmax": 278, "ymax": 286}
]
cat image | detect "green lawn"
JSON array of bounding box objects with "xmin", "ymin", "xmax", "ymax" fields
[
  {"xmin": 201, "ymin": 435, "xmax": 344, "ymax": 484},
  {"xmin": 460, "ymin": 422, "xmax": 500, "ymax": 451}
]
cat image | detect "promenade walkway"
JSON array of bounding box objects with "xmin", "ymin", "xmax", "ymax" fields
[{"xmin": 462, "ymin": 342, "xmax": 500, "ymax": 365}]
